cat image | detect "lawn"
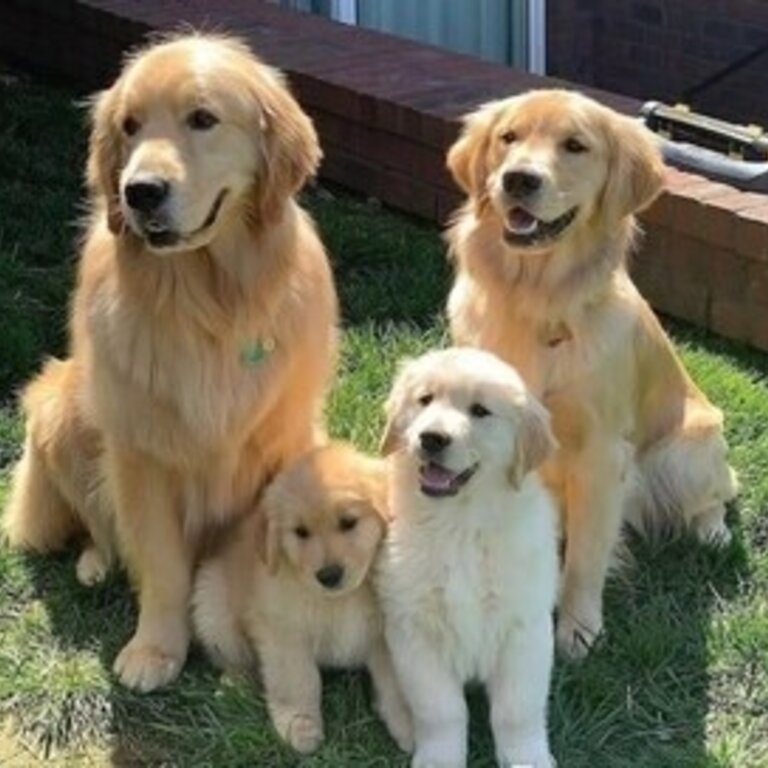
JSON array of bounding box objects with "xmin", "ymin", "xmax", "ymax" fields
[{"xmin": 0, "ymin": 74, "xmax": 767, "ymax": 768}]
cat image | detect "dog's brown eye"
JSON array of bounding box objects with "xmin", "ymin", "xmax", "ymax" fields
[
  {"xmin": 500, "ymin": 129, "xmax": 517, "ymax": 145},
  {"xmin": 339, "ymin": 516, "xmax": 358, "ymax": 533},
  {"xmin": 469, "ymin": 403, "xmax": 491, "ymax": 418},
  {"xmin": 187, "ymin": 108, "xmax": 219, "ymax": 131},
  {"xmin": 294, "ymin": 525, "xmax": 310, "ymax": 540},
  {"xmin": 418, "ymin": 393, "xmax": 434, "ymax": 407},
  {"xmin": 122, "ymin": 116, "xmax": 140, "ymax": 137},
  {"xmin": 564, "ymin": 137, "xmax": 588, "ymax": 154}
]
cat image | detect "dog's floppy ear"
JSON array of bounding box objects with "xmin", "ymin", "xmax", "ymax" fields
[
  {"xmin": 600, "ymin": 112, "xmax": 665, "ymax": 223},
  {"xmin": 447, "ymin": 99, "xmax": 505, "ymax": 214},
  {"xmin": 255, "ymin": 505, "xmax": 281, "ymax": 575},
  {"xmin": 87, "ymin": 85, "xmax": 124, "ymax": 235},
  {"xmin": 379, "ymin": 358, "xmax": 417, "ymax": 457},
  {"xmin": 508, "ymin": 396, "xmax": 557, "ymax": 489},
  {"xmin": 251, "ymin": 65, "xmax": 322, "ymax": 224}
]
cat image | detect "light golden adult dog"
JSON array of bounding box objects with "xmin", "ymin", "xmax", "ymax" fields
[
  {"xmin": 193, "ymin": 442, "xmax": 413, "ymax": 754},
  {"xmin": 3, "ymin": 34, "xmax": 338, "ymax": 690},
  {"xmin": 446, "ymin": 89, "xmax": 737, "ymax": 658}
]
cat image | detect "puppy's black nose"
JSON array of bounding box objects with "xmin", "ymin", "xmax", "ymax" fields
[
  {"xmin": 420, "ymin": 431, "xmax": 451, "ymax": 455},
  {"xmin": 316, "ymin": 564, "xmax": 344, "ymax": 589},
  {"xmin": 125, "ymin": 177, "xmax": 170, "ymax": 213},
  {"xmin": 502, "ymin": 170, "xmax": 542, "ymax": 196}
]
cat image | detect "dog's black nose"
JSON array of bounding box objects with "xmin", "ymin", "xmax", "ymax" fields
[
  {"xmin": 125, "ymin": 177, "xmax": 170, "ymax": 213},
  {"xmin": 502, "ymin": 170, "xmax": 542, "ymax": 196},
  {"xmin": 316, "ymin": 564, "xmax": 344, "ymax": 589},
  {"xmin": 420, "ymin": 431, "xmax": 451, "ymax": 455}
]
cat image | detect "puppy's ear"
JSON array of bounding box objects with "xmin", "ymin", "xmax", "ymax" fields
[
  {"xmin": 255, "ymin": 507, "xmax": 281, "ymax": 575},
  {"xmin": 601, "ymin": 112, "xmax": 665, "ymax": 223},
  {"xmin": 508, "ymin": 397, "xmax": 557, "ymax": 489},
  {"xmin": 379, "ymin": 412, "xmax": 402, "ymax": 457},
  {"xmin": 447, "ymin": 99, "xmax": 505, "ymax": 214},
  {"xmin": 251, "ymin": 66, "xmax": 322, "ymax": 224}
]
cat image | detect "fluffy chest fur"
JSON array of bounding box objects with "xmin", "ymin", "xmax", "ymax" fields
[
  {"xmin": 378, "ymin": 475, "xmax": 558, "ymax": 683},
  {"xmin": 253, "ymin": 573, "xmax": 381, "ymax": 668}
]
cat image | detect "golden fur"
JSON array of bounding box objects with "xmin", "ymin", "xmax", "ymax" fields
[
  {"xmin": 192, "ymin": 443, "xmax": 413, "ymax": 754},
  {"xmin": 446, "ymin": 89, "xmax": 737, "ymax": 657},
  {"xmin": 3, "ymin": 34, "xmax": 338, "ymax": 690}
]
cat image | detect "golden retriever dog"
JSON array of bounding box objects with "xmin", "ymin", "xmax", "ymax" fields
[
  {"xmin": 378, "ymin": 348, "xmax": 559, "ymax": 768},
  {"xmin": 192, "ymin": 442, "xmax": 413, "ymax": 755},
  {"xmin": 3, "ymin": 34, "xmax": 338, "ymax": 690},
  {"xmin": 446, "ymin": 89, "xmax": 737, "ymax": 658}
]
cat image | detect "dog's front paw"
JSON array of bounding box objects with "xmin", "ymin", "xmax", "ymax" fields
[
  {"xmin": 280, "ymin": 713, "xmax": 324, "ymax": 754},
  {"xmin": 412, "ymin": 743, "xmax": 465, "ymax": 768},
  {"xmin": 76, "ymin": 546, "xmax": 109, "ymax": 586},
  {"xmin": 497, "ymin": 748, "xmax": 556, "ymax": 768},
  {"xmin": 114, "ymin": 634, "xmax": 186, "ymax": 692},
  {"xmin": 556, "ymin": 604, "xmax": 602, "ymax": 660},
  {"xmin": 377, "ymin": 698, "xmax": 414, "ymax": 753}
]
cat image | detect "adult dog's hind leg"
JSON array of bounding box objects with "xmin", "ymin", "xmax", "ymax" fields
[
  {"xmin": 3, "ymin": 438, "xmax": 81, "ymax": 552},
  {"xmin": 639, "ymin": 426, "xmax": 737, "ymax": 547}
]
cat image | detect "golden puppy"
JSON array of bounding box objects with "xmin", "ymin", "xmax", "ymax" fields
[
  {"xmin": 3, "ymin": 34, "xmax": 338, "ymax": 690},
  {"xmin": 446, "ymin": 89, "xmax": 737, "ymax": 658},
  {"xmin": 378, "ymin": 349, "xmax": 559, "ymax": 768},
  {"xmin": 192, "ymin": 443, "xmax": 413, "ymax": 755}
]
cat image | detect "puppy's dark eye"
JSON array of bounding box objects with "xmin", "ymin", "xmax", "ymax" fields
[
  {"xmin": 500, "ymin": 129, "xmax": 517, "ymax": 145},
  {"xmin": 294, "ymin": 525, "xmax": 310, "ymax": 540},
  {"xmin": 122, "ymin": 116, "xmax": 140, "ymax": 137},
  {"xmin": 418, "ymin": 393, "xmax": 434, "ymax": 407},
  {"xmin": 187, "ymin": 108, "xmax": 219, "ymax": 131},
  {"xmin": 469, "ymin": 403, "xmax": 492, "ymax": 418},
  {"xmin": 564, "ymin": 137, "xmax": 588, "ymax": 154},
  {"xmin": 339, "ymin": 516, "xmax": 358, "ymax": 533}
]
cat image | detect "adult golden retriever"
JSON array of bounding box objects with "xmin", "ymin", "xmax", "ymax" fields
[
  {"xmin": 446, "ymin": 89, "xmax": 737, "ymax": 658},
  {"xmin": 4, "ymin": 34, "xmax": 338, "ymax": 690}
]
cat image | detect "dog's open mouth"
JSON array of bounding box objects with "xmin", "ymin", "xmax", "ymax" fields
[
  {"xmin": 419, "ymin": 461, "xmax": 479, "ymax": 498},
  {"xmin": 140, "ymin": 188, "xmax": 228, "ymax": 249},
  {"xmin": 503, "ymin": 206, "xmax": 578, "ymax": 247}
]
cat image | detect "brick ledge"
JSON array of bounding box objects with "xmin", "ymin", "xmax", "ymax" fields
[{"xmin": 1, "ymin": 0, "xmax": 766, "ymax": 351}]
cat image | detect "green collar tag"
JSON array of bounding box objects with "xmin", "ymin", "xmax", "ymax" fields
[{"xmin": 240, "ymin": 338, "xmax": 275, "ymax": 366}]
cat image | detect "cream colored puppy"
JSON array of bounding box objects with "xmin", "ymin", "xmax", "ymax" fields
[
  {"xmin": 193, "ymin": 443, "xmax": 413, "ymax": 755},
  {"xmin": 378, "ymin": 348, "xmax": 559, "ymax": 768}
]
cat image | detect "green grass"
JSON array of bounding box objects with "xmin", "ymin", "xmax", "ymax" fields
[{"xmin": 1, "ymin": 74, "xmax": 767, "ymax": 768}]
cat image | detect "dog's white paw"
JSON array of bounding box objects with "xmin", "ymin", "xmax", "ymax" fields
[
  {"xmin": 282, "ymin": 713, "xmax": 324, "ymax": 754},
  {"xmin": 556, "ymin": 607, "xmax": 602, "ymax": 660},
  {"xmin": 379, "ymin": 700, "xmax": 414, "ymax": 753},
  {"xmin": 114, "ymin": 634, "xmax": 185, "ymax": 692},
  {"xmin": 497, "ymin": 749, "xmax": 556, "ymax": 768},
  {"xmin": 411, "ymin": 741, "xmax": 465, "ymax": 768},
  {"xmin": 693, "ymin": 505, "xmax": 732, "ymax": 548},
  {"xmin": 76, "ymin": 546, "xmax": 109, "ymax": 586}
]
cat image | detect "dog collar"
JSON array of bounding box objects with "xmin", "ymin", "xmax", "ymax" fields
[{"xmin": 240, "ymin": 338, "xmax": 275, "ymax": 366}]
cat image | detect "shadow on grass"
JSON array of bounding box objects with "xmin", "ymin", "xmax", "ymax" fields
[{"xmin": 549, "ymin": 525, "xmax": 750, "ymax": 768}]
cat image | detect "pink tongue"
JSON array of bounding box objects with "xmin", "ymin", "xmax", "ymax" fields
[
  {"xmin": 508, "ymin": 207, "xmax": 536, "ymax": 228},
  {"xmin": 420, "ymin": 463, "xmax": 456, "ymax": 490}
]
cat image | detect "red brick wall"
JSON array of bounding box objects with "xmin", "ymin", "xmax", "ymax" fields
[
  {"xmin": 1, "ymin": 0, "xmax": 767, "ymax": 351},
  {"xmin": 548, "ymin": 0, "xmax": 768, "ymax": 126}
]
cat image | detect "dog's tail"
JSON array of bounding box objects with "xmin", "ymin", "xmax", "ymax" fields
[{"xmin": 192, "ymin": 557, "xmax": 255, "ymax": 672}]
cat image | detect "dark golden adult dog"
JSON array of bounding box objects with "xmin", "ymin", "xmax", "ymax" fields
[
  {"xmin": 446, "ymin": 89, "xmax": 737, "ymax": 657},
  {"xmin": 4, "ymin": 34, "xmax": 338, "ymax": 690}
]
